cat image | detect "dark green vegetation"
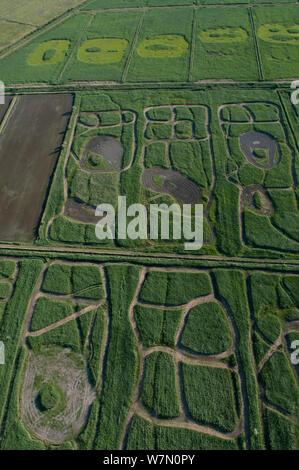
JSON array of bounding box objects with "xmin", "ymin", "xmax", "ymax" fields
[
  {"xmin": 213, "ymin": 270, "xmax": 265, "ymax": 449},
  {"xmin": 134, "ymin": 305, "xmax": 182, "ymax": 348},
  {"xmin": 1, "ymin": 0, "xmax": 299, "ymax": 453},
  {"xmin": 93, "ymin": 264, "xmax": 141, "ymax": 449},
  {"xmin": 0, "ymin": 260, "xmax": 44, "ymax": 424},
  {"xmin": 181, "ymin": 302, "xmax": 233, "ymax": 355},
  {"xmin": 260, "ymin": 352, "xmax": 299, "ymax": 415},
  {"xmin": 33, "ymin": 87, "xmax": 299, "ymax": 260},
  {"xmin": 1, "ymin": 3, "xmax": 298, "ymax": 83},
  {"xmin": 42, "ymin": 263, "xmax": 104, "ymax": 299},
  {"xmin": 31, "ymin": 297, "xmax": 74, "ymax": 332},
  {"xmin": 37, "ymin": 383, "xmax": 65, "ymax": 412},
  {"xmin": 181, "ymin": 363, "xmax": 239, "ymax": 432},
  {"xmin": 126, "ymin": 414, "xmax": 239, "ymax": 450}
]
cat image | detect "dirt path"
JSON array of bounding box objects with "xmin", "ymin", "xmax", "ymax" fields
[{"xmin": 23, "ymin": 260, "xmax": 108, "ymax": 341}]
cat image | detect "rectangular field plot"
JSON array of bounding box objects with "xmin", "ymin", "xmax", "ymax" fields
[
  {"xmin": 0, "ymin": 14, "xmax": 91, "ymax": 84},
  {"xmin": 0, "ymin": 0, "xmax": 86, "ymax": 26},
  {"xmin": 253, "ymin": 5, "xmax": 299, "ymax": 79},
  {"xmin": 192, "ymin": 6, "xmax": 259, "ymax": 80},
  {"xmin": 126, "ymin": 7, "xmax": 193, "ymax": 82},
  {"xmin": 40, "ymin": 87, "xmax": 299, "ymax": 260},
  {"xmin": 0, "ymin": 93, "xmax": 73, "ymax": 242},
  {"xmin": 61, "ymin": 11, "xmax": 142, "ymax": 82},
  {"xmin": 0, "ymin": 20, "xmax": 35, "ymax": 53}
]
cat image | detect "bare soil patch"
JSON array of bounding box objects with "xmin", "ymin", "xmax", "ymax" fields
[{"xmin": 0, "ymin": 93, "xmax": 73, "ymax": 241}]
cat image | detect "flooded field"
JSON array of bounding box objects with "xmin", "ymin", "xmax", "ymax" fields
[{"xmin": 0, "ymin": 93, "xmax": 73, "ymax": 241}]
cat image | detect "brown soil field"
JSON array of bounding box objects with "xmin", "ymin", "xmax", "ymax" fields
[{"xmin": 0, "ymin": 93, "xmax": 73, "ymax": 241}]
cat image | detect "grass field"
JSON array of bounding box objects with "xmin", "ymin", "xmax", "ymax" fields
[
  {"xmin": 33, "ymin": 86, "xmax": 299, "ymax": 260},
  {"xmin": 0, "ymin": 262, "xmax": 296, "ymax": 450}
]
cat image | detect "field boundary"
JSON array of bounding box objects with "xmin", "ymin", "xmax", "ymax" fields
[{"xmin": 188, "ymin": 6, "xmax": 197, "ymax": 82}]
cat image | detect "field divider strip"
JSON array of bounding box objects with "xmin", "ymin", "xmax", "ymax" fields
[
  {"xmin": 121, "ymin": 10, "xmax": 146, "ymax": 83},
  {"xmin": 188, "ymin": 6, "xmax": 197, "ymax": 82},
  {"xmin": 0, "ymin": 96, "xmax": 18, "ymax": 136},
  {"xmin": 248, "ymin": 6, "xmax": 264, "ymax": 81},
  {"xmin": 277, "ymin": 90, "xmax": 299, "ymax": 153}
]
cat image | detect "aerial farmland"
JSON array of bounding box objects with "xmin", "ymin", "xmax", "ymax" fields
[{"xmin": 0, "ymin": 0, "xmax": 298, "ymax": 454}]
